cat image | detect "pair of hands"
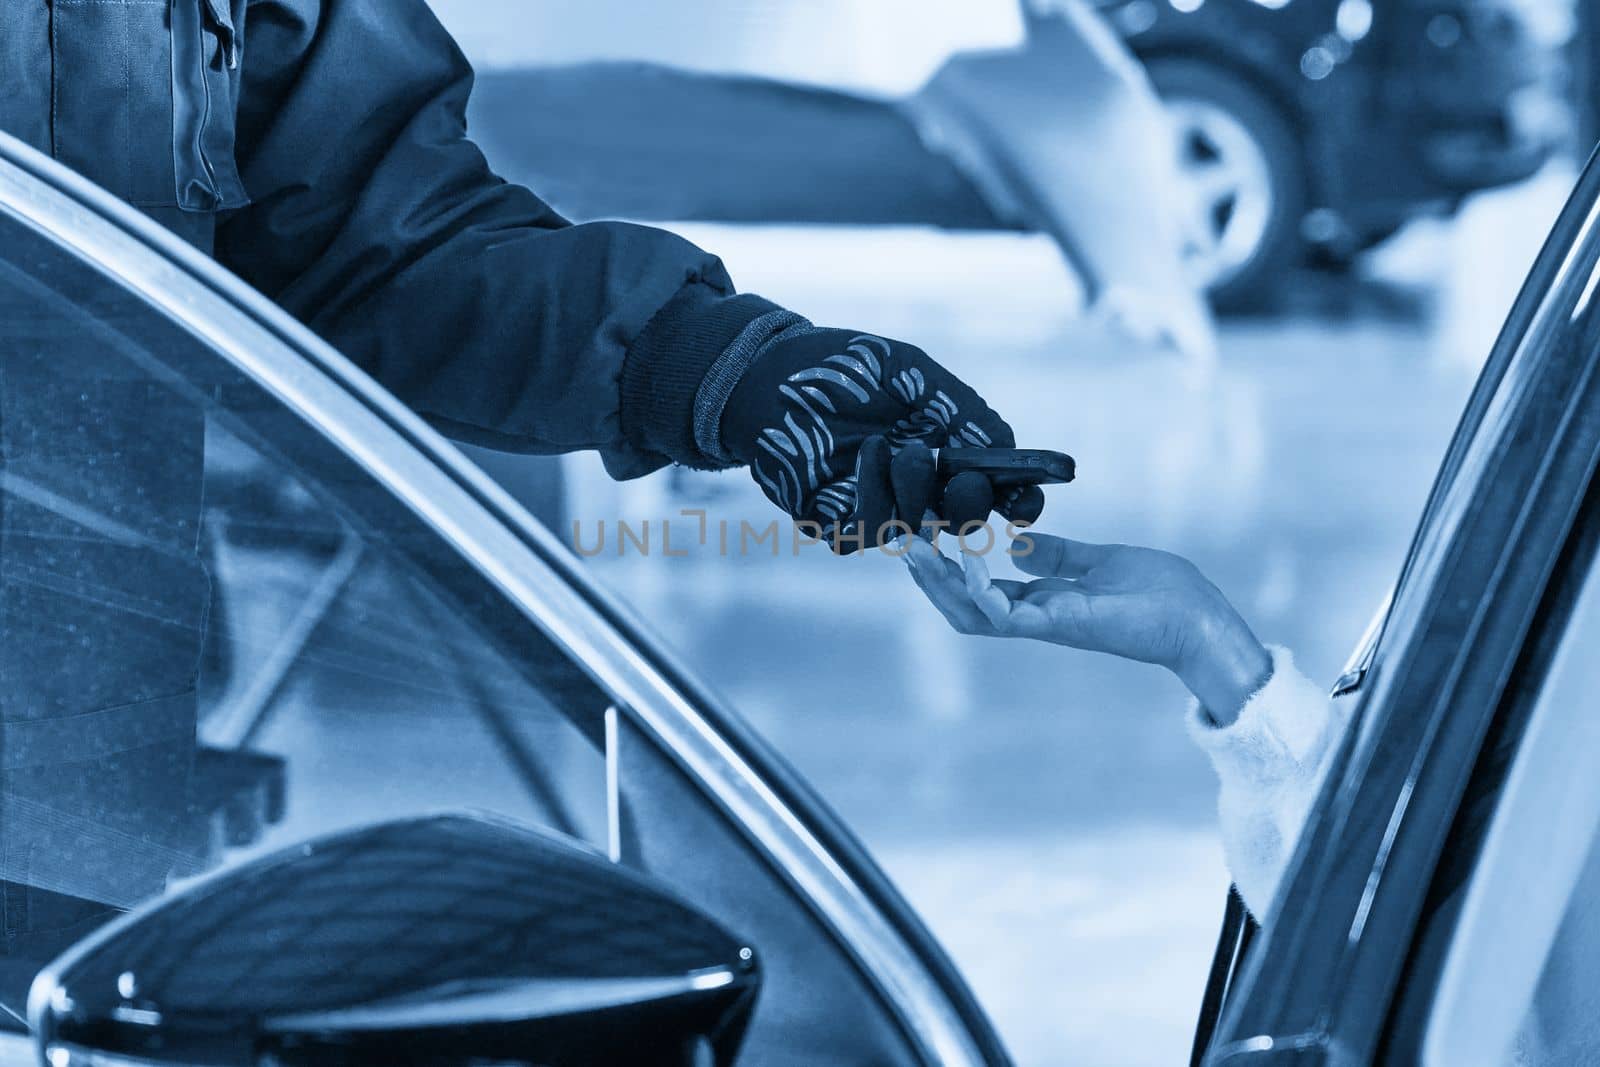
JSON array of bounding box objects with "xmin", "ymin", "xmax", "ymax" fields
[
  {"xmin": 902, "ymin": 533, "xmax": 1274, "ymax": 724},
  {"xmin": 720, "ymin": 327, "xmax": 1271, "ymax": 719}
]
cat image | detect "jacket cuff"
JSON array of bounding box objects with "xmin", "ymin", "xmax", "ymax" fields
[
  {"xmin": 1186, "ymin": 645, "xmax": 1335, "ymax": 786},
  {"xmin": 619, "ymin": 285, "xmax": 783, "ymax": 469}
]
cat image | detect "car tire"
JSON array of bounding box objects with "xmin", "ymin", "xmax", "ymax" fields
[{"xmin": 1145, "ymin": 58, "xmax": 1308, "ymax": 312}]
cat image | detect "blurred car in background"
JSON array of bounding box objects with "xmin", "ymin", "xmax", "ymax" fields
[
  {"xmin": 448, "ymin": 0, "xmax": 1569, "ymax": 318},
  {"xmin": 1567, "ymin": 0, "xmax": 1600, "ymax": 155},
  {"xmin": 1090, "ymin": 0, "xmax": 1571, "ymax": 306}
]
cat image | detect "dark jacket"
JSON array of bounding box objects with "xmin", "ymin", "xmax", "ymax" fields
[{"xmin": 0, "ymin": 0, "xmax": 775, "ymax": 475}]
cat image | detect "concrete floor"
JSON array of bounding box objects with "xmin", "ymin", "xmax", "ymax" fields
[{"xmin": 563, "ymin": 175, "xmax": 1570, "ymax": 1065}]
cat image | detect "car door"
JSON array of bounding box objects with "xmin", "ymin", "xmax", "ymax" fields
[
  {"xmin": 1194, "ymin": 148, "xmax": 1600, "ymax": 1064},
  {"xmin": 0, "ymin": 130, "xmax": 1010, "ymax": 1067}
]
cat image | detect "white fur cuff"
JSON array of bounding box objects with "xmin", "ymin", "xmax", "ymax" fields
[{"xmin": 1185, "ymin": 645, "xmax": 1335, "ymax": 785}]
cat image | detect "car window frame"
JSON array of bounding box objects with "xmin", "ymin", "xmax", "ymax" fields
[
  {"xmin": 1331, "ymin": 151, "xmax": 1600, "ymax": 699},
  {"xmin": 1401, "ymin": 492, "xmax": 1600, "ymax": 1064},
  {"xmin": 1203, "ymin": 152, "xmax": 1600, "ymax": 1064},
  {"xmin": 0, "ymin": 131, "xmax": 1010, "ymax": 1067}
]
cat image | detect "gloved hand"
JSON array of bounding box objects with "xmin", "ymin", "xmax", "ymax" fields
[{"xmin": 718, "ymin": 328, "xmax": 1045, "ymax": 551}]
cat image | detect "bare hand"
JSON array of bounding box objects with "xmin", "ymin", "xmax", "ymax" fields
[{"xmin": 902, "ymin": 533, "xmax": 1273, "ymax": 723}]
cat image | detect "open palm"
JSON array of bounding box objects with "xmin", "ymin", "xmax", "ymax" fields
[
  {"xmin": 905, "ymin": 534, "xmax": 1216, "ymax": 667},
  {"xmin": 904, "ymin": 532, "xmax": 1272, "ymax": 718}
]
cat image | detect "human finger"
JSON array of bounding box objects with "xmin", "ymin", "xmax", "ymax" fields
[
  {"xmin": 904, "ymin": 537, "xmax": 996, "ymax": 635},
  {"xmin": 849, "ymin": 435, "xmax": 896, "ymax": 549},
  {"xmin": 1011, "ymin": 533, "xmax": 1115, "ymax": 579},
  {"xmin": 890, "ymin": 441, "xmax": 937, "ymax": 531},
  {"xmin": 961, "ymin": 550, "xmax": 1021, "ymax": 630}
]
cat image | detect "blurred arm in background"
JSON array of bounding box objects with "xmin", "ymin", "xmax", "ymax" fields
[{"xmin": 217, "ymin": 0, "xmax": 1037, "ymax": 538}]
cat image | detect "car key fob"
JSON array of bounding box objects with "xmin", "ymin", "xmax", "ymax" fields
[{"xmin": 932, "ymin": 447, "xmax": 1077, "ymax": 489}]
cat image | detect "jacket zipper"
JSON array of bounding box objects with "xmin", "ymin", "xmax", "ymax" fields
[
  {"xmin": 193, "ymin": 53, "xmax": 219, "ymax": 204},
  {"xmin": 193, "ymin": 1, "xmax": 237, "ymax": 205}
]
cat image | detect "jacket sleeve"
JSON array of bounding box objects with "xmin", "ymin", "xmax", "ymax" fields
[
  {"xmin": 1185, "ymin": 646, "xmax": 1353, "ymax": 921},
  {"xmin": 217, "ymin": 0, "xmax": 777, "ymax": 476}
]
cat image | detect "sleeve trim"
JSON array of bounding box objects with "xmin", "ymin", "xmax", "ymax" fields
[
  {"xmin": 619, "ymin": 286, "xmax": 781, "ymax": 468},
  {"xmin": 1186, "ymin": 645, "xmax": 1335, "ymax": 784}
]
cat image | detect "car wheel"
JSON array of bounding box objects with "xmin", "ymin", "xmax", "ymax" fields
[{"xmin": 1145, "ymin": 59, "xmax": 1308, "ymax": 311}]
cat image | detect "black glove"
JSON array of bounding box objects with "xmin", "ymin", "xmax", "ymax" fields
[{"xmin": 719, "ymin": 329, "xmax": 1045, "ymax": 551}]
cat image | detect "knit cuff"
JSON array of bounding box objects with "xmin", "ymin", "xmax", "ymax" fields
[{"xmin": 619, "ymin": 286, "xmax": 782, "ymax": 468}]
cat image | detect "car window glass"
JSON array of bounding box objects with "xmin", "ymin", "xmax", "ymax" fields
[
  {"xmin": 0, "ymin": 214, "xmax": 615, "ymax": 1020},
  {"xmin": 1422, "ymin": 638, "xmax": 1600, "ymax": 1064},
  {"xmin": 1512, "ymin": 836, "xmax": 1600, "ymax": 1063},
  {"xmin": 1342, "ymin": 164, "xmax": 1600, "ymax": 687},
  {"xmin": 1411, "ymin": 507, "xmax": 1600, "ymax": 1066}
]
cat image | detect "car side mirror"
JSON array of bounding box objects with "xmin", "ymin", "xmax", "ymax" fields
[{"xmin": 28, "ymin": 813, "xmax": 760, "ymax": 1066}]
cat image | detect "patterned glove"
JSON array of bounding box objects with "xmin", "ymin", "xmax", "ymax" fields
[{"xmin": 716, "ymin": 326, "xmax": 1045, "ymax": 551}]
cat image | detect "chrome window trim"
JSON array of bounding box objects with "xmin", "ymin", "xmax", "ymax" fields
[
  {"xmin": 1330, "ymin": 587, "xmax": 1391, "ymax": 697},
  {"xmin": 0, "ymin": 133, "xmax": 991, "ymax": 1067}
]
